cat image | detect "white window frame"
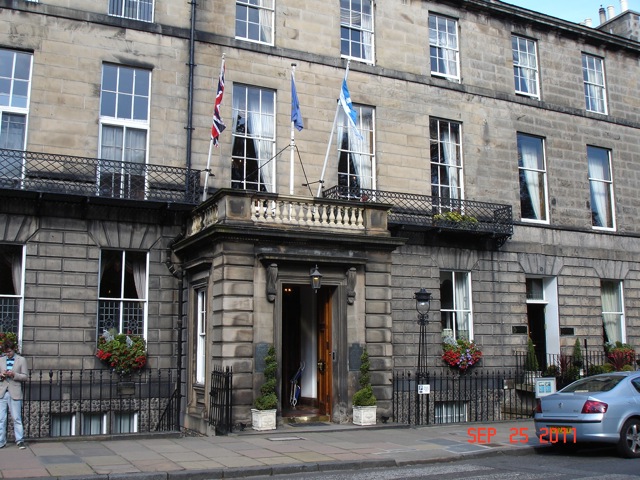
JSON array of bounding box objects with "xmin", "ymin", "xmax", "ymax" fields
[
  {"xmin": 108, "ymin": 0, "xmax": 154, "ymax": 23},
  {"xmin": 582, "ymin": 53, "xmax": 607, "ymax": 114},
  {"xmin": 196, "ymin": 289, "xmax": 207, "ymax": 385},
  {"xmin": 517, "ymin": 133, "xmax": 548, "ymax": 223},
  {"xmin": 435, "ymin": 401, "xmax": 467, "ymax": 423},
  {"xmin": 601, "ymin": 280, "xmax": 625, "ymax": 344},
  {"xmin": 0, "ymin": 244, "xmax": 25, "ymax": 350},
  {"xmin": 337, "ymin": 104, "xmax": 375, "ymax": 196},
  {"xmin": 340, "ymin": 0, "xmax": 375, "ymax": 64},
  {"xmin": 97, "ymin": 249, "xmax": 149, "ymax": 339},
  {"xmin": 51, "ymin": 413, "xmax": 77, "ymax": 437},
  {"xmin": 430, "ymin": 118, "xmax": 463, "ymax": 208},
  {"xmin": 512, "ymin": 35, "xmax": 539, "ymax": 98},
  {"xmin": 235, "ymin": 0, "xmax": 274, "ymax": 46},
  {"xmin": 440, "ymin": 271, "xmax": 473, "ymax": 341},
  {"xmin": 429, "ymin": 13, "xmax": 460, "ymax": 82},
  {"xmin": 81, "ymin": 413, "xmax": 108, "ymax": 436},
  {"xmin": 113, "ymin": 412, "xmax": 138, "ymax": 433},
  {"xmin": 231, "ymin": 84, "xmax": 276, "ymax": 192},
  {"xmin": 98, "ymin": 64, "xmax": 151, "ymax": 199},
  {"xmin": 587, "ymin": 146, "xmax": 615, "ymax": 230}
]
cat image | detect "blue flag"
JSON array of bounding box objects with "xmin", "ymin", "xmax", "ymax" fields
[
  {"xmin": 291, "ymin": 76, "xmax": 304, "ymax": 131},
  {"xmin": 339, "ymin": 77, "xmax": 362, "ymax": 140}
]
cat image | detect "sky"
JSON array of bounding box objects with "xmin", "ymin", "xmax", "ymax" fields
[{"xmin": 502, "ymin": 0, "xmax": 638, "ymax": 25}]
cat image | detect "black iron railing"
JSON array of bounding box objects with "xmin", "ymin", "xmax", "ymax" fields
[
  {"xmin": 393, "ymin": 370, "xmax": 534, "ymax": 426},
  {"xmin": 0, "ymin": 148, "xmax": 201, "ymax": 204},
  {"xmin": 17, "ymin": 368, "xmax": 179, "ymax": 439},
  {"xmin": 322, "ymin": 186, "xmax": 513, "ymax": 238},
  {"xmin": 209, "ymin": 365, "xmax": 233, "ymax": 435}
]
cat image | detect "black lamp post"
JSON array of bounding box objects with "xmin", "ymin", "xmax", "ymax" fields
[{"xmin": 414, "ymin": 288, "xmax": 431, "ymax": 372}]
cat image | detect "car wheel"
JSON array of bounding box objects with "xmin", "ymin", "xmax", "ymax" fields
[{"xmin": 617, "ymin": 418, "xmax": 640, "ymax": 458}]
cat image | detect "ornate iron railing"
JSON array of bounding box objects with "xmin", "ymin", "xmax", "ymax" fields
[
  {"xmin": 0, "ymin": 148, "xmax": 201, "ymax": 204},
  {"xmin": 322, "ymin": 186, "xmax": 513, "ymax": 238},
  {"xmin": 209, "ymin": 365, "xmax": 233, "ymax": 435}
]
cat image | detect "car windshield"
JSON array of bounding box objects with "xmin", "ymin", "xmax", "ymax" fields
[{"xmin": 562, "ymin": 375, "xmax": 625, "ymax": 393}]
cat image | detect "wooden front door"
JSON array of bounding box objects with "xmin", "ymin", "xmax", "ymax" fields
[{"xmin": 316, "ymin": 287, "xmax": 332, "ymax": 416}]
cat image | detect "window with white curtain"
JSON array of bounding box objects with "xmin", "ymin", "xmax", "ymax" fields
[
  {"xmin": 108, "ymin": 0, "xmax": 154, "ymax": 22},
  {"xmin": 517, "ymin": 133, "xmax": 548, "ymax": 222},
  {"xmin": 601, "ymin": 280, "xmax": 625, "ymax": 344},
  {"xmin": 340, "ymin": 0, "xmax": 374, "ymax": 64},
  {"xmin": 0, "ymin": 49, "xmax": 32, "ymax": 182},
  {"xmin": 0, "ymin": 244, "xmax": 24, "ymax": 339},
  {"xmin": 81, "ymin": 413, "xmax": 107, "ymax": 435},
  {"xmin": 440, "ymin": 271, "xmax": 473, "ymax": 341},
  {"xmin": 231, "ymin": 84, "xmax": 276, "ymax": 192},
  {"xmin": 429, "ymin": 14, "xmax": 459, "ymax": 81},
  {"xmin": 98, "ymin": 250, "xmax": 148, "ymax": 338},
  {"xmin": 196, "ymin": 289, "xmax": 207, "ymax": 385},
  {"xmin": 113, "ymin": 412, "xmax": 138, "ymax": 433},
  {"xmin": 430, "ymin": 118, "xmax": 463, "ymax": 208},
  {"xmin": 587, "ymin": 146, "xmax": 615, "ymax": 230},
  {"xmin": 337, "ymin": 105, "xmax": 374, "ymax": 197},
  {"xmin": 99, "ymin": 64, "xmax": 150, "ymax": 199},
  {"xmin": 512, "ymin": 35, "xmax": 539, "ymax": 98},
  {"xmin": 235, "ymin": 0, "xmax": 274, "ymax": 45},
  {"xmin": 582, "ymin": 53, "xmax": 607, "ymax": 114},
  {"xmin": 51, "ymin": 414, "xmax": 76, "ymax": 437}
]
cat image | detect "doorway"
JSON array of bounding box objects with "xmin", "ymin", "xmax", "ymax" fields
[{"xmin": 281, "ymin": 283, "xmax": 333, "ymax": 419}]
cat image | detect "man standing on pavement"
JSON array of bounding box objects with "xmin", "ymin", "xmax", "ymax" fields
[{"xmin": 0, "ymin": 339, "xmax": 28, "ymax": 449}]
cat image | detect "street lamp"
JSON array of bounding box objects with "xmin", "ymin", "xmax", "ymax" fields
[
  {"xmin": 414, "ymin": 288, "xmax": 431, "ymax": 372},
  {"xmin": 310, "ymin": 265, "xmax": 322, "ymax": 292}
]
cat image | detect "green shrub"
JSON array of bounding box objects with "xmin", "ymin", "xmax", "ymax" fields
[
  {"xmin": 524, "ymin": 337, "xmax": 539, "ymax": 372},
  {"xmin": 353, "ymin": 348, "xmax": 376, "ymax": 407},
  {"xmin": 254, "ymin": 346, "xmax": 278, "ymax": 410},
  {"xmin": 572, "ymin": 339, "xmax": 584, "ymax": 367}
]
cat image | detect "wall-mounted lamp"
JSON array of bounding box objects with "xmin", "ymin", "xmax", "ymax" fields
[{"xmin": 310, "ymin": 265, "xmax": 322, "ymax": 292}]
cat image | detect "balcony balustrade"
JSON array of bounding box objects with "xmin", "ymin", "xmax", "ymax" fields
[
  {"xmin": 323, "ymin": 186, "xmax": 513, "ymax": 241},
  {"xmin": 0, "ymin": 148, "xmax": 201, "ymax": 204}
]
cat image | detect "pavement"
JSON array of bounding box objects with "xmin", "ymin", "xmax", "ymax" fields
[{"xmin": 0, "ymin": 419, "xmax": 544, "ymax": 479}]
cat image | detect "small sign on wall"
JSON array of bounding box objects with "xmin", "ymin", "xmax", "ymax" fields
[
  {"xmin": 418, "ymin": 384, "xmax": 430, "ymax": 395},
  {"xmin": 534, "ymin": 377, "xmax": 556, "ymax": 398}
]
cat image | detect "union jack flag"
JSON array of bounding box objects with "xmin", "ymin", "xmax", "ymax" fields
[{"xmin": 211, "ymin": 59, "xmax": 226, "ymax": 147}]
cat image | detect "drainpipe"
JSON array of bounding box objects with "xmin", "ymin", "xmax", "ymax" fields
[{"xmin": 185, "ymin": 0, "xmax": 197, "ymax": 191}]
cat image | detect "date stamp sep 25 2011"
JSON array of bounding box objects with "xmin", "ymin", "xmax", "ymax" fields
[{"xmin": 467, "ymin": 426, "xmax": 577, "ymax": 445}]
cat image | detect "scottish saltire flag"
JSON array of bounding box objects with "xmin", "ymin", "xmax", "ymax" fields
[
  {"xmin": 339, "ymin": 77, "xmax": 362, "ymax": 140},
  {"xmin": 211, "ymin": 60, "xmax": 226, "ymax": 147},
  {"xmin": 291, "ymin": 75, "xmax": 304, "ymax": 131}
]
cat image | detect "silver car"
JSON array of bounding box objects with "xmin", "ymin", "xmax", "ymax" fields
[{"xmin": 534, "ymin": 372, "xmax": 640, "ymax": 458}]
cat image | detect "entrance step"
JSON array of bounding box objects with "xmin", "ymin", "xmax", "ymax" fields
[{"xmin": 284, "ymin": 415, "xmax": 331, "ymax": 425}]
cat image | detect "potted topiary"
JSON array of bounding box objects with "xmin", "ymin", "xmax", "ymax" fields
[
  {"xmin": 252, "ymin": 345, "xmax": 278, "ymax": 431},
  {"xmin": 572, "ymin": 338, "xmax": 584, "ymax": 368},
  {"xmin": 524, "ymin": 337, "xmax": 541, "ymax": 385},
  {"xmin": 352, "ymin": 348, "xmax": 377, "ymax": 426}
]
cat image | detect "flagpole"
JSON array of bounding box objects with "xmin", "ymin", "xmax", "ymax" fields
[
  {"xmin": 203, "ymin": 54, "xmax": 225, "ymax": 202},
  {"xmin": 289, "ymin": 64, "xmax": 297, "ymax": 195},
  {"xmin": 317, "ymin": 61, "xmax": 351, "ymax": 198}
]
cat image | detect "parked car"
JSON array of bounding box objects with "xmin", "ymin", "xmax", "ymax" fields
[{"xmin": 534, "ymin": 372, "xmax": 640, "ymax": 458}]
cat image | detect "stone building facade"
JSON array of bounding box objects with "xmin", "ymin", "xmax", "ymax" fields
[{"xmin": 1, "ymin": 0, "xmax": 640, "ymax": 432}]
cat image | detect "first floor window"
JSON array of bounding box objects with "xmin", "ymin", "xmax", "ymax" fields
[
  {"xmin": 235, "ymin": 0, "xmax": 274, "ymax": 45},
  {"xmin": 512, "ymin": 35, "xmax": 539, "ymax": 97},
  {"xmin": 588, "ymin": 146, "xmax": 615, "ymax": 230},
  {"xmin": 0, "ymin": 244, "xmax": 23, "ymax": 337},
  {"xmin": 430, "ymin": 118, "xmax": 463, "ymax": 206},
  {"xmin": 517, "ymin": 133, "xmax": 548, "ymax": 222},
  {"xmin": 338, "ymin": 105, "xmax": 374, "ymax": 196},
  {"xmin": 196, "ymin": 289, "xmax": 207, "ymax": 385},
  {"xmin": 440, "ymin": 271, "xmax": 472, "ymax": 340},
  {"xmin": 231, "ymin": 84, "xmax": 276, "ymax": 191},
  {"xmin": 602, "ymin": 280, "xmax": 624, "ymax": 345},
  {"xmin": 98, "ymin": 250, "xmax": 148, "ymax": 337}
]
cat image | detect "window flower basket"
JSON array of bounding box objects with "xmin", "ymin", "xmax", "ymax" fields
[
  {"xmin": 96, "ymin": 330, "xmax": 147, "ymax": 376},
  {"xmin": 442, "ymin": 336, "xmax": 482, "ymax": 372}
]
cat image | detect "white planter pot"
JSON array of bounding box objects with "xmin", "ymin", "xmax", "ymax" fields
[
  {"xmin": 251, "ymin": 408, "xmax": 277, "ymax": 431},
  {"xmin": 352, "ymin": 405, "xmax": 377, "ymax": 426}
]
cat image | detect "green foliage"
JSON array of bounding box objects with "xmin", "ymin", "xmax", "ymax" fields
[
  {"xmin": 353, "ymin": 348, "xmax": 376, "ymax": 407},
  {"xmin": 433, "ymin": 211, "xmax": 479, "ymax": 225},
  {"xmin": 524, "ymin": 337, "xmax": 539, "ymax": 372},
  {"xmin": 96, "ymin": 330, "xmax": 146, "ymax": 376},
  {"xmin": 605, "ymin": 341, "xmax": 636, "ymax": 371},
  {"xmin": 254, "ymin": 345, "xmax": 278, "ymax": 410},
  {"xmin": 572, "ymin": 339, "xmax": 584, "ymax": 367},
  {"xmin": 0, "ymin": 332, "xmax": 18, "ymax": 351}
]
